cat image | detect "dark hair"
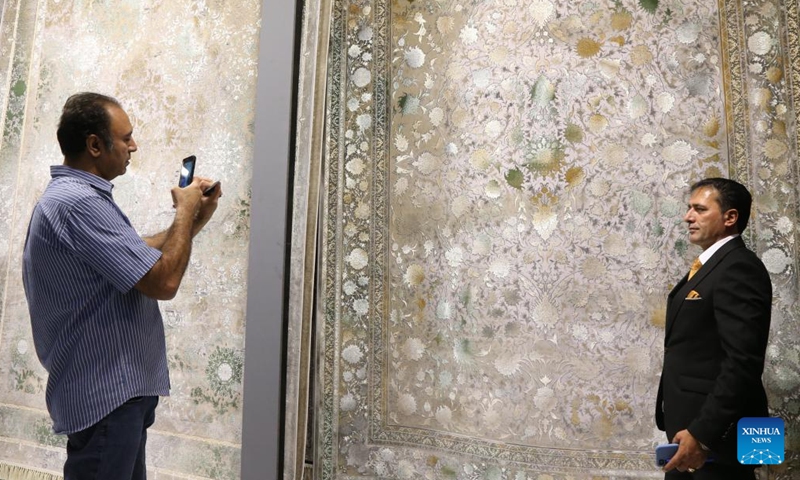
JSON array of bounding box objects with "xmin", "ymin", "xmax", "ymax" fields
[
  {"xmin": 56, "ymin": 92, "xmax": 122, "ymax": 157},
  {"xmin": 690, "ymin": 177, "xmax": 752, "ymax": 233}
]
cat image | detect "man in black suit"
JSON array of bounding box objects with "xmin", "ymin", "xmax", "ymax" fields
[{"xmin": 655, "ymin": 178, "xmax": 772, "ymax": 479}]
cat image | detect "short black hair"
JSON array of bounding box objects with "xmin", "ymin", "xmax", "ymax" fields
[
  {"xmin": 690, "ymin": 177, "xmax": 752, "ymax": 233},
  {"xmin": 56, "ymin": 92, "xmax": 122, "ymax": 158}
]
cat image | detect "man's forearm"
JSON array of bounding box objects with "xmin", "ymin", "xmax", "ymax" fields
[
  {"xmin": 191, "ymin": 214, "xmax": 211, "ymax": 237},
  {"xmin": 144, "ymin": 215, "xmax": 207, "ymax": 250},
  {"xmin": 156, "ymin": 212, "xmax": 194, "ymax": 291},
  {"xmin": 135, "ymin": 208, "xmax": 196, "ymax": 300},
  {"xmin": 143, "ymin": 230, "xmax": 169, "ymax": 249}
]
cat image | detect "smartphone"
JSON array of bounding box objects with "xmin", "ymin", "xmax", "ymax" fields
[
  {"xmin": 655, "ymin": 443, "xmax": 678, "ymax": 467},
  {"xmin": 203, "ymin": 180, "xmax": 220, "ymax": 197},
  {"xmin": 654, "ymin": 443, "xmax": 715, "ymax": 468},
  {"xmin": 178, "ymin": 155, "xmax": 196, "ymax": 187}
]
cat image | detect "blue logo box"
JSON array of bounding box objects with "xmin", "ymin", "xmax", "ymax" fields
[{"xmin": 737, "ymin": 417, "xmax": 784, "ymax": 465}]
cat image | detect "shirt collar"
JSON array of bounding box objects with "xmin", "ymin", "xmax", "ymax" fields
[
  {"xmin": 699, "ymin": 234, "xmax": 739, "ymax": 264},
  {"xmin": 50, "ymin": 165, "xmax": 114, "ymax": 195}
]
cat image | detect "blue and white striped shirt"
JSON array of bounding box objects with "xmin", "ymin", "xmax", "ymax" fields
[{"xmin": 22, "ymin": 165, "xmax": 170, "ymax": 434}]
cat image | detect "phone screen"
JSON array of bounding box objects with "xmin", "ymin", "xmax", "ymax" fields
[{"xmin": 179, "ymin": 155, "xmax": 196, "ymax": 187}]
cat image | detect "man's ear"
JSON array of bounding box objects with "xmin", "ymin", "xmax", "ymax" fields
[
  {"xmin": 723, "ymin": 208, "xmax": 739, "ymax": 228},
  {"xmin": 86, "ymin": 134, "xmax": 103, "ymax": 158}
]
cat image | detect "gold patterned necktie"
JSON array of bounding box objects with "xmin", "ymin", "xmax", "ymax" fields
[{"xmin": 688, "ymin": 258, "xmax": 703, "ymax": 280}]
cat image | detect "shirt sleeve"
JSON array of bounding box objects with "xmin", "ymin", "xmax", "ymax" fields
[{"xmin": 60, "ymin": 195, "xmax": 163, "ymax": 293}]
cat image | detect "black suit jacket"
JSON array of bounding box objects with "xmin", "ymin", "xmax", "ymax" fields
[{"xmin": 655, "ymin": 236, "xmax": 772, "ymax": 465}]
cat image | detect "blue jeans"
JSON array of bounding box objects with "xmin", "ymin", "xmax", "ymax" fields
[{"xmin": 64, "ymin": 396, "xmax": 159, "ymax": 480}]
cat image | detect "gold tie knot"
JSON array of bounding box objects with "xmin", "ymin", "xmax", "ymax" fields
[{"xmin": 688, "ymin": 258, "xmax": 702, "ymax": 280}]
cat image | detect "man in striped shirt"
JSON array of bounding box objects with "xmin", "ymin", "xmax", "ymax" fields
[{"xmin": 22, "ymin": 92, "xmax": 221, "ymax": 479}]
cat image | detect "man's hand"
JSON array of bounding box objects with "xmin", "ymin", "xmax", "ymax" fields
[
  {"xmin": 171, "ymin": 177, "xmax": 204, "ymax": 217},
  {"xmin": 142, "ymin": 177, "xmax": 221, "ymax": 248},
  {"xmin": 663, "ymin": 429, "xmax": 709, "ymax": 473},
  {"xmin": 192, "ymin": 176, "xmax": 221, "ymax": 236}
]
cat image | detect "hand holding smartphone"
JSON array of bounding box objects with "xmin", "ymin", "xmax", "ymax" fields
[
  {"xmin": 655, "ymin": 443, "xmax": 678, "ymax": 467},
  {"xmin": 178, "ymin": 155, "xmax": 221, "ymax": 197},
  {"xmin": 654, "ymin": 443, "xmax": 714, "ymax": 469}
]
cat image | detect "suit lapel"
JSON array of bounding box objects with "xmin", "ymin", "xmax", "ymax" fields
[{"xmin": 664, "ymin": 237, "xmax": 746, "ymax": 340}]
